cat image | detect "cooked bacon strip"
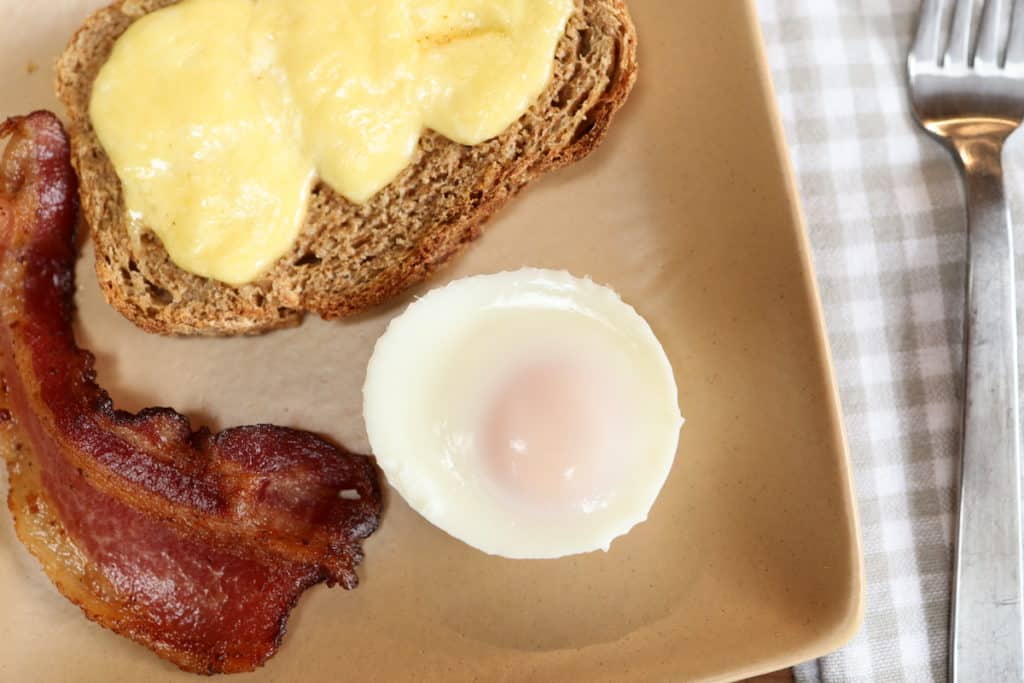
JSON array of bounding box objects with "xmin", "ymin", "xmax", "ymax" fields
[{"xmin": 0, "ymin": 112, "xmax": 381, "ymax": 674}]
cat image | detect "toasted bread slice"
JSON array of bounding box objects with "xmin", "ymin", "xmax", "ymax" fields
[{"xmin": 57, "ymin": 0, "xmax": 638, "ymax": 336}]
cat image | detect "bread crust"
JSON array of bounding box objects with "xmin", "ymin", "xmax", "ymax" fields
[{"xmin": 57, "ymin": 0, "xmax": 638, "ymax": 336}]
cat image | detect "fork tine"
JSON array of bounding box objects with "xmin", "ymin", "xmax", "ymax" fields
[
  {"xmin": 976, "ymin": 0, "xmax": 1008, "ymax": 68},
  {"xmin": 1007, "ymin": 0, "xmax": 1024, "ymax": 67},
  {"xmin": 912, "ymin": 0, "xmax": 948, "ymax": 65},
  {"xmin": 945, "ymin": 0, "xmax": 977, "ymax": 67}
]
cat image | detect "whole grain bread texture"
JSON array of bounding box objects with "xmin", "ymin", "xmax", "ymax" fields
[{"xmin": 57, "ymin": 0, "xmax": 638, "ymax": 336}]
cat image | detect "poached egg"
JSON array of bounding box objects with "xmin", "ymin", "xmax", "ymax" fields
[{"xmin": 362, "ymin": 269, "xmax": 683, "ymax": 559}]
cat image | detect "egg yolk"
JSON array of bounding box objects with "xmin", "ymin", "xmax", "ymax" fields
[{"xmin": 480, "ymin": 357, "xmax": 626, "ymax": 510}]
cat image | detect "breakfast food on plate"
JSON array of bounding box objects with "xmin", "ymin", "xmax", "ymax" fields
[
  {"xmin": 0, "ymin": 112, "xmax": 382, "ymax": 674},
  {"xmin": 56, "ymin": 0, "xmax": 638, "ymax": 336},
  {"xmin": 363, "ymin": 269, "xmax": 682, "ymax": 559}
]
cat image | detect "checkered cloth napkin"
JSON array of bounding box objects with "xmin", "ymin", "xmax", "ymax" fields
[{"xmin": 752, "ymin": 1, "xmax": 1024, "ymax": 680}]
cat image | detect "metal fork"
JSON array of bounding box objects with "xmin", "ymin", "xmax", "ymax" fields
[{"xmin": 909, "ymin": 1, "xmax": 1024, "ymax": 679}]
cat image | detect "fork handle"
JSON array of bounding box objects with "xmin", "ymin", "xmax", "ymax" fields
[{"xmin": 950, "ymin": 134, "xmax": 1024, "ymax": 682}]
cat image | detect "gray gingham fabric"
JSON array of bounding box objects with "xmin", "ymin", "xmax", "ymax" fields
[{"xmin": 753, "ymin": 1, "xmax": 1024, "ymax": 681}]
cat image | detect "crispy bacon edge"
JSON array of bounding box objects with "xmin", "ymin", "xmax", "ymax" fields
[{"xmin": 0, "ymin": 112, "xmax": 382, "ymax": 674}]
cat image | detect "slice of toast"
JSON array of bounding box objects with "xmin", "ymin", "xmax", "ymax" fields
[{"xmin": 56, "ymin": 0, "xmax": 638, "ymax": 336}]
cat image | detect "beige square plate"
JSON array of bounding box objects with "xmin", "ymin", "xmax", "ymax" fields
[{"xmin": 0, "ymin": 0, "xmax": 862, "ymax": 681}]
